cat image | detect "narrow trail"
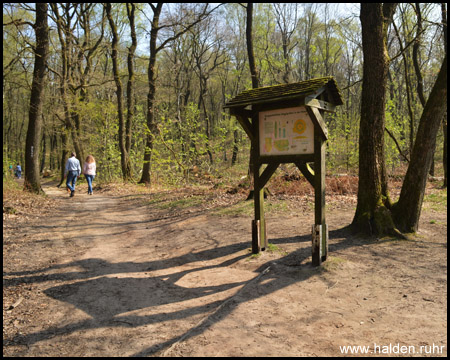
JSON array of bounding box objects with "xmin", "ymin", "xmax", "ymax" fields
[{"xmin": 6, "ymin": 181, "xmax": 267, "ymax": 356}]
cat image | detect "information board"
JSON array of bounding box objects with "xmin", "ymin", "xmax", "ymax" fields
[{"xmin": 259, "ymin": 106, "xmax": 314, "ymax": 156}]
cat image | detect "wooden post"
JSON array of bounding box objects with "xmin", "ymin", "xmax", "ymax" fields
[
  {"xmin": 252, "ymin": 219, "xmax": 260, "ymax": 253},
  {"xmin": 253, "ymin": 163, "xmax": 267, "ymax": 251},
  {"xmin": 312, "ymin": 224, "xmax": 322, "ymax": 266},
  {"xmin": 252, "ymin": 110, "xmax": 267, "ymax": 253},
  {"xmin": 312, "ymin": 124, "xmax": 327, "ymax": 265}
]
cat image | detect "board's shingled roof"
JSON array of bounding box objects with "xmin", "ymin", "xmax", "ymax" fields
[{"xmin": 225, "ymin": 76, "xmax": 343, "ymax": 108}]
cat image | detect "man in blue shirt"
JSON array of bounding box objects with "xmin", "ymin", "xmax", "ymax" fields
[{"xmin": 64, "ymin": 152, "xmax": 81, "ymax": 197}]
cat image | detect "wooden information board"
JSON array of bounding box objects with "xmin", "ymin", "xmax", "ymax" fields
[
  {"xmin": 259, "ymin": 106, "xmax": 314, "ymax": 156},
  {"xmin": 225, "ymin": 77, "xmax": 343, "ymax": 266}
]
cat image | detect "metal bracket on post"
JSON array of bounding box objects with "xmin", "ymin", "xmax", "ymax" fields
[
  {"xmin": 252, "ymin": 220, "xmax": 261, "ymax": 254},
  {"xmin": 321, "ymin": 223, "xmax": 328, "ymax": 262},
  {"xmin": 261, "ymin": 219, "xmax": 267, "ymax": 251},
  {"xmin": 312, "ymin": 224, "xmax": 322, "ymax": 266}
]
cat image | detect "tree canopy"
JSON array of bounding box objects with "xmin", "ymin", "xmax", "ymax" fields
[{"xmin": 3, "ymin": 3, "xmax": 447, "ymax": 233}]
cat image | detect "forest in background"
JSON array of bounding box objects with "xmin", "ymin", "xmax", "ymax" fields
[{"xmin": 2, "ymin": 3, "xmax": 447, "ymax": 186}]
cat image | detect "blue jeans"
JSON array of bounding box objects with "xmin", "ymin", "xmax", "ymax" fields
[
  {"xmin": 85, "ymin": 174, "xmax": 95, "ymax": 193},
  {"xmin": 66, "ymin": 171, "xmax": 78, "ymax": 192}
]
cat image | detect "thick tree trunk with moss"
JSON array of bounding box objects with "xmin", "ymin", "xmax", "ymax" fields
[
  {"xmin": 351, "ymin": 3, "xmax": 398, "ymax": 236},
  {"xmin": 393, "ymin": 55, "xmax": 447, "ymax": 232}
]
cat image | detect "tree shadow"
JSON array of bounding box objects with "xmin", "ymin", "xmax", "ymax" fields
[
  {"xmin": 6, "ymin": 225, "xmax": 369, "ymax": 356},
  {"xmin": 134, "ymin": 227, "xmax": 367, "ymax": 356}
]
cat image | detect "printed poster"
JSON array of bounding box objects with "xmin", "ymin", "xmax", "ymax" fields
[{"xmin": 259, "ymin": 106, "xmax": 314, "ymax": 156}]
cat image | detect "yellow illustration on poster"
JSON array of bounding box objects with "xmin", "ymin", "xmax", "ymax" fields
[{"xmin": 259, "ymin": 106, "xmax": 314, "ymax": 155}]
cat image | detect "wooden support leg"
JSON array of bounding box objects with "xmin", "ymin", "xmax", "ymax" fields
[
  {"xmin": 312, "ymin": 224, "xmax": 328, "ymax": 265},
  {"xmin": 252, "ymin": 220, "xmax": 261, "ymax": 254},
  {"xmin": 313, "ymin": 127, "xmax": 327, "ymax": 266},
  {"xmin": 253, "ymin": 163, "xmax": 267, "ymax": 253},
  {"xmin": 312, "ymin": 224, "xmax": 322, "ymax": 266},
  {"xmin": 256, "ymin": 189, "xmax": 267, "ymax": 251}
]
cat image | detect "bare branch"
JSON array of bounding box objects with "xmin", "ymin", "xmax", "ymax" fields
[
  {"xmin": 389, "ymin": 28, "xmax": 426, "ymax": 63},
  {"xmin": 3, "ymin": 19, "xmax": 34, "ymax": 27},
  {"xmin": 385, "ymin": 127, "xmax": 410, "ymax": 163},
  {"xmin": 156, "ymin": 4, "xmax": 224, "ymax": 53}
]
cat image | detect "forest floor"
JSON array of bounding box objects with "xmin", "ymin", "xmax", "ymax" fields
[{"xmin": 3, "ymin": 174, "xmax": 447, "ymax": 357}]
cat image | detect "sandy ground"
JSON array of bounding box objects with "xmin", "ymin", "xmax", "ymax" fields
[{"xmin": 3, "ymin": 179, "xmax": 447, "ymax": 357}]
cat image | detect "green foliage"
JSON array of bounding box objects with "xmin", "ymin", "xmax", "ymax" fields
[
  {"xmin": 320, "ymin": 256, "xmax": 347, "ymax": 272},
  {"xmin": 85, "ymin": 99, "xmax": 122, "ymax": 182},
  {"xmin": 149, "ymin": 101, "xmax": 249, "ymax": 186},
  {"xmin": 2, "ymin": 3, "xmax": 446, "ymax": 188},
  {"xmin": 423, "ymin": 189, "xmax": 447, "ymax": 212},
  {"xmin": 213, "ymin": 200, "xmax": 253, "ymax": 217},
  {"xmin": 327, "ymin": 111, "xmax": 359, "ymax": 174},
  {"xmin": 266, "ymin": 243, "xmax": 288, "ymax": 255},
  {"xmin": 384, "ymin": 99, "xmax": 407, "ymax": 172},
  {"xmin": 154, "ymin": 195, "xmax": 205, "ymax": 210}
]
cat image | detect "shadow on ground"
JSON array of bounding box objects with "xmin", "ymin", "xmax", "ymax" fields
[{"xmin": 5, "ymin": 225, "xmax": 369, "ymax": 356}]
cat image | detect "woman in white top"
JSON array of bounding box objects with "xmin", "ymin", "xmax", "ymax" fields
[{"xmin": 83, "ymin": 155, "xmax": 96, "ymax": 195}]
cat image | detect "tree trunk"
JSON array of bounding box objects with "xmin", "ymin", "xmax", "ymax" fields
[
  {"xmin": 139, "ymin": 4, "xmax": 162, "ymax": 185},
  {"xmin": 57, "ymin": 132, "xmax": 69, "ymax": 188},
  {"xmin": 231, "ymin": 129, "xmax": 239, "ymax": 166},
  {"xmin": 246, "ymin": 4, "xmax": 259, "ymax": 90},
  {"xmin": 245, "ymin": 3, "xmax": 259, "ymax": 199},
  {"xmin": 106, "ymin": 3, "xmax": 130, "ymax": 181},
  {"xmin": 24, "ymin": 3, "xmax": 49, "ymax": 194},
  {"xmin": 412, "ymin": 3, "xmax": 426, "ymax": 107},
  {"xmin": 40, "ymin": 130, "xmax": 46, "ymax": 173},
  {"xmin": 444, "ymin": 113, "xmax": 448, "ymax": 188},
  {"xmin": 49, "ymin": 128, "xmax": 57, "ymax": 171},
  {"xmin": 125, "ymin": 2, "xmax": 137, "ymax": 180},
  {"xmin": 393, "ymin": 55, "xmax": 447, "ymax": 232},
  {"xmin": 442, "ymin": 3, "xmax": 447, "ymax": 188},
  {"xmin": 393, "ymin": 21, "xmax": 416, "ymax": 155},
  {"xmin": 198, "ymin": 78, "xmax": 214, "ymax": 165},
  {"xmin": 351, "ymin": 3, "xmax": 398, "ymax": 236}
]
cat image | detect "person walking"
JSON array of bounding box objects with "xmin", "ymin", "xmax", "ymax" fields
[
  {"xmin": 64, "ymin": 152, "xmax": 81, "ymax": 197},
  {"xmin": 83, "ymin": 155, "xmax": 96, "ymax": 195},
  {"xmin": 15, "ymin": 163, "xmax": 22, "ymax": 179}
]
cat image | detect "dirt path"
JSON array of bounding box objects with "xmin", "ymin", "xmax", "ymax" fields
[{"xmin": 3, "ymin": 181, "xmax": 447, "ymax": 357}]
